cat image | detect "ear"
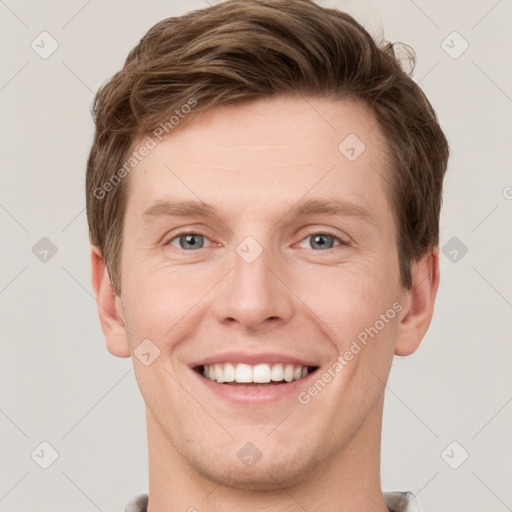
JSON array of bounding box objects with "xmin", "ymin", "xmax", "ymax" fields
[
  {"xmin": 90, "ymin": 245, "xmax": 131, "ymax": 358},
  {"xmin": 394, "ymin": 247, "xmax": 440, "ymax": 356}
]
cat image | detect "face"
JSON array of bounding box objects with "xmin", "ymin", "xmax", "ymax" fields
[{"xmin": 113, "ymin": 96, "xmax": 411, "ymax": 489}]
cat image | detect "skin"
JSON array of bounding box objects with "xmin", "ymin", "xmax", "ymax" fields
[{"xmin": 91, "ymin": 95, "xmax": 439, "ymax": 512}]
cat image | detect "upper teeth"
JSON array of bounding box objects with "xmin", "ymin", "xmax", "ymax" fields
[{"xmin": 202, "ymin": 363, "xmax": 309, "ymax": 383}]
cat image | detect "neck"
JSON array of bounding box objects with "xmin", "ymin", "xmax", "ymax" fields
[{"xmin": 146, "ymin": 395, "xmax": 390, "ymax": 512}]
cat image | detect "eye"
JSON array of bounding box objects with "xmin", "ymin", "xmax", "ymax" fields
[
  {"xmin": 297, "ymin": 231, "xmax": 346, "ymax": 250},
  {"xmin": 165, "ymin": 230, "xmax": 348, "ymax": 251},
  {"xmin": 166, "ymin": 232, "xmax": 212, "ymax": 250}
]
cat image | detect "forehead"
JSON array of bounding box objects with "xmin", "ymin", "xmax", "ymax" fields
[{"xmin": 124, "ymin": 95, "xmax": 392, "ymax": 224}]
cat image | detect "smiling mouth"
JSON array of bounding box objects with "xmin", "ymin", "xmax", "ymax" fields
[{"xmin": 194, "ymin": 362, "xmax": 319, "ymax": 387}]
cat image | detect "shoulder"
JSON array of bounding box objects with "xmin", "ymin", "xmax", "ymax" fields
[
  {"xmin": 123, "ymin": 490, "xmax": 421, "ymax": 512},
  {"xmin": 383, "ymin": 491, "xmax": 423, "ymax": 512},
  {"xmin": 123, "ymin": 492, "xmax": 148, "ymax": 512}
]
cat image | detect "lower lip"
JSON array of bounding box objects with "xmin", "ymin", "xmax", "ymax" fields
[{"xmin": 191, "ymin": 368, "xmax": 318, "ymax": 405}]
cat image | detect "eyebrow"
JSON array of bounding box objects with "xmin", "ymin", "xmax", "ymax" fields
[
  {"xmin": 140, "ymin": 197, "xmax": 376, "ymax": 226},
  {"xmin": 141, "ymin": 200, "xmax": 218, "ymax": 222}
]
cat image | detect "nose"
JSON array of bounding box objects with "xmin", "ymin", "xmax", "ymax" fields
[{"xmin": 213, "ymin": 238, "xmax": 295, "ymax": 332}]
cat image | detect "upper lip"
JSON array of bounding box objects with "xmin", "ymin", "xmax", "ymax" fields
[{"xmin": 189, "ymin": 352, "xmax": 319, "ymax": 368}]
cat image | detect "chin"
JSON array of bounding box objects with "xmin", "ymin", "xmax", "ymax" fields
[
  {"xmin": 185, "ymin": 440, "xmax": 322, "ymax": 491},
  {"xmin": 197, "ymin": 460, "xmax": 308, "ymax": 491}
]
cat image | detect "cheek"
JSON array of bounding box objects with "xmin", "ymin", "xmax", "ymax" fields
[
  {"xmin": 292, "ymin": 263, "xmax": 399, "ymax": 389},
  {"xmin": 121, "ymin": 258, "xmax": 216, "ymax": 347},
  {"xmin": 120, "ymin": 231, "xmax": 401, "ymax": 350},
  {"xmin": 294, "ymin": 264, "xmax": 391, "ymax": 334}
]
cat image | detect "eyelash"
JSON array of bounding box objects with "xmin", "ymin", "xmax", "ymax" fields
[{"xmin": 164, "ymin": 228, "xmax": 350, "ymax": 250}]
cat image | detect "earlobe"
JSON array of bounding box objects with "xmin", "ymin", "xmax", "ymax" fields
[
  {"xmin": 394, "ymin": 247, "xmax": 440, "ymax": 356},
  {"xmin": 90, "ymin": 246, "xmax": 131, "ymax": 358}
]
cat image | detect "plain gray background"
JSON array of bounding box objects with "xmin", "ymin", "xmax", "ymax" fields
[{"xmin": 1, "ymin": 1, "xmax": 511, "ymax": 511}]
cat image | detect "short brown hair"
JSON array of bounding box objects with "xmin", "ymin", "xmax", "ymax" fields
[{"xmin": 86, "ymin": 0, "xmax": 449, "ymax": 294}]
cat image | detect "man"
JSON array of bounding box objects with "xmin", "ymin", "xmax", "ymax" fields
[{"xmin": 86, "ymin": 1, "xmax": 449, "ymax": 510}]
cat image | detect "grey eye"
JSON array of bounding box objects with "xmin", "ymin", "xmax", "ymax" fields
[
  {"xmin": 170, "ymin": 233, "xmax": 207, "ymax": 250},
  {"xmin": 296, "ymin": 232, "xmax": 343, "ymax": 250},
  {"xmin": 309, "ymin": 233, "xmax": 337, "ymax": 250}
]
